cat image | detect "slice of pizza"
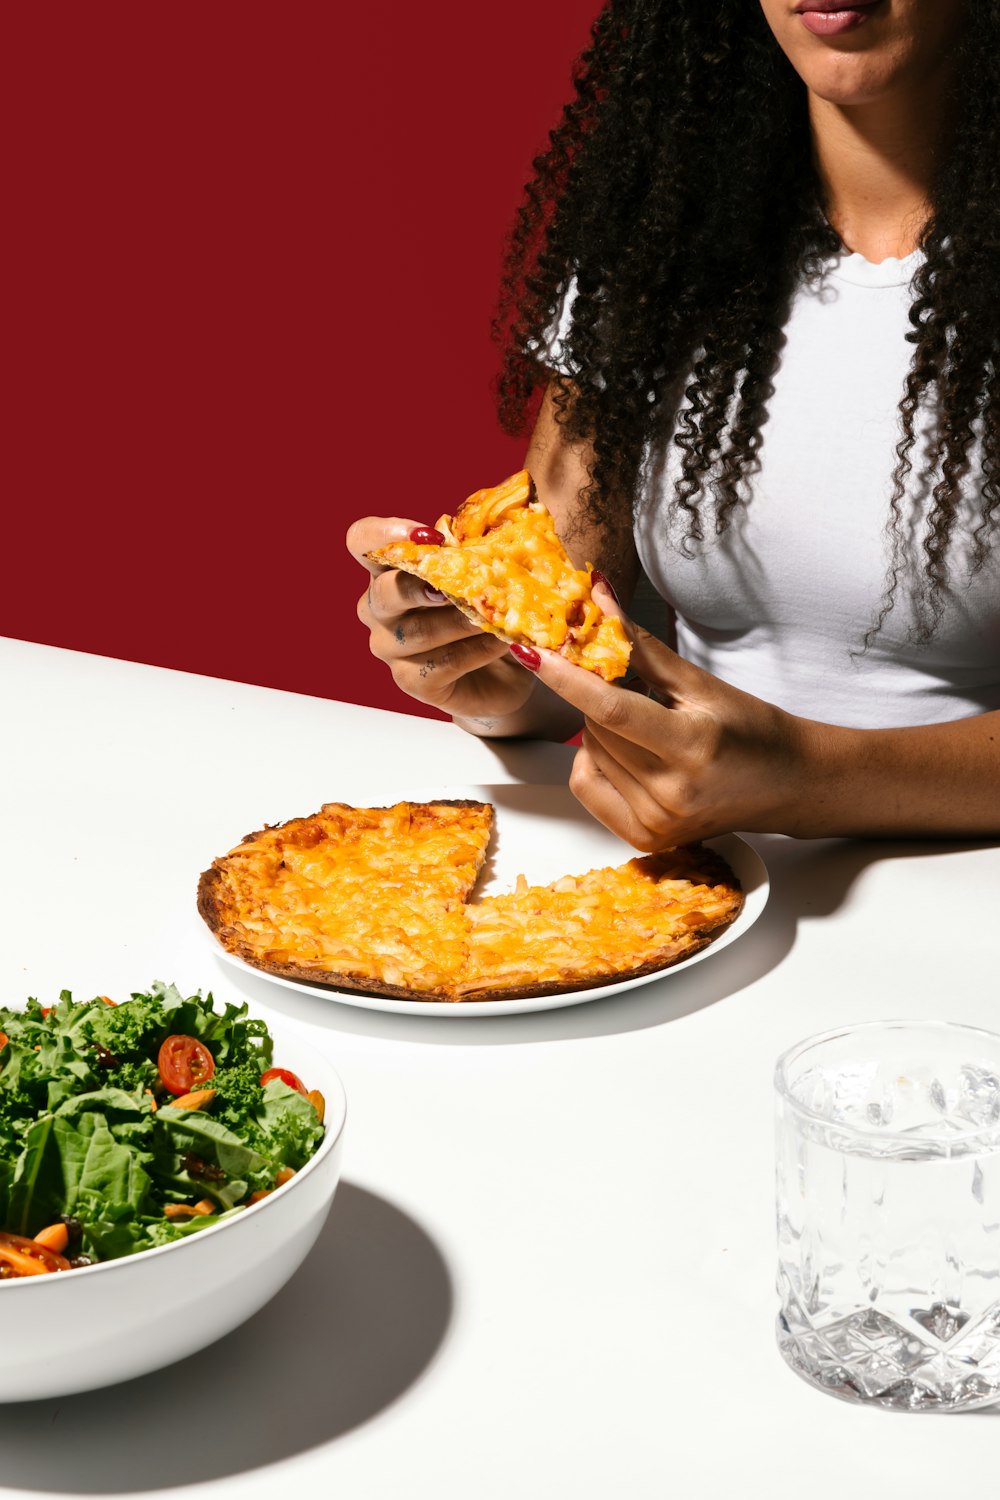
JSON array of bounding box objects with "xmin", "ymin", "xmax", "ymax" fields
[
  {"xmin": 458, "ymin": 846, "xmax": 744, "ymax": 1001},
  {"xmin": 197, "ymin": 800, "xmax": 494, "ymax": 1000},
  {"xmin": 367, "ymin": 469, "xmax": 631, "ymax": 682}
]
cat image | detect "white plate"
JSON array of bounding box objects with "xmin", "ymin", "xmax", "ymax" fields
[{"xmin": 207, "ymin": 784, "xmax": 769, "ymax": 1017}]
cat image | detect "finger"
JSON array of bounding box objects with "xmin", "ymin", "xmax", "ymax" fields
[
  {"xmin": 568, "ymin": 741, "xmax": 663, "ymax": 852},
  {"xmin": 583, "ymin": 714, "xmax": 669, "ymax": 781},
  {"xmin": 621, "ymin": 621, "xmax": 704, "ymax": 704},
  {"xmin": 345, "ymin": 517, "xmax": 429, "ymax": 578},
  {"xmin": 589, "ymin": 572, "xmax": 624, "ymax": 618},
  {"xmin": 580, "ymin": 725, "xmax": 675, "ymax": 840},
  {"xmin": 363, "ymin": 567, "xmax": 464, "ymax": 626},
  {"xmin": 360, "ymin": 601, "xmax": 488, "ymax": 666},
  {"xmin": 586, "ymin": 575, "xmax": 702, "ymax": 705},
  {"xmin": 401, "ymin": 631, "xmax": 511, "ymax": 690},
  {"xmin": 515, "ymin": 644, "xmax": 668, "ymax": 754}
]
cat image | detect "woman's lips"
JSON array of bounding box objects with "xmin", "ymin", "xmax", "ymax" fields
[{"xmin": 795, "ymin": 0, "xmax": 883, "ymax": 37}]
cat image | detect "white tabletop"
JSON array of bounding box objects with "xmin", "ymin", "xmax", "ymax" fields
[{"xmin": 2, "ymin": 635, "xmax": 999, "ymax": 1500}]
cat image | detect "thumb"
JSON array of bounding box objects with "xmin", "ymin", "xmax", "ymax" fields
[
  {"xmin": 345, "ymin": 516, "xmax": 437, "ymax": 578},
  {"xmin": 590, "ymin": 577, "xmax": 694, "ymax": 704}
]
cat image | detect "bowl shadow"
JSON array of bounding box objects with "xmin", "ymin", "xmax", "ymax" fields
[{"xmin": 0, "ymin": 1181, "xmax": 452, "ymax": 1493}]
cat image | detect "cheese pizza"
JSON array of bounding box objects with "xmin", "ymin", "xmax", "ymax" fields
[
  {"xmin": 367, "ymin": 470, "xmax": 631, "ymax": 682},
  {"xmin": 198, "ymin": 801, "xmax": 744, "ymax": 1003}
]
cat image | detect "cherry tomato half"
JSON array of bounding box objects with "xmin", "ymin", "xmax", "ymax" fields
[
  {"xmin": 158, "ymin": 1035, "xmax": 216, "ymax": 1096},
  {"xmin": 0, "ymin": 1032, "xmax": 7, "ymax": 1050},
  {"xmin": 260, "ymin": 1067, "xmax": 307, "ymax": 1096},
  {"xmin": 0, "ymin": 1232, "xmax": 71, "ymax": 1277}
]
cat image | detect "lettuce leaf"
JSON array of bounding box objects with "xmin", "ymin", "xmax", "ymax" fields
[
  {"xmin": 0, "ymin": 983, "xmax": 323, "ymax": 1263},
  {"xmin": 7, "ymin": 1112, "xmax": 154, "ymax": 1237},
  {"xmin": 150, "ymin": 1107, "xmax": 265, "ymax": 1210}
]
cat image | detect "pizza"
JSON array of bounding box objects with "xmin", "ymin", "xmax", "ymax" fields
[
  {"xmin": 367, "ymin": 469, "xmax": 631, "ymax": 682},
  {"xmin": 198, "ymin": 801, "xmax": 744, "ymax": 1003}
]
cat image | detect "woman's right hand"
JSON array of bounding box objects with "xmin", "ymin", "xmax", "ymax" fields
[{"xmin": 346, "ymin": 516, "xmax": 540, "ymax": 722}]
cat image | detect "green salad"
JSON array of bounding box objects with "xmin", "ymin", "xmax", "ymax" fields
[{"xmin": 0, "ymin": 982, "xmax": 325, "ymax": 1276}]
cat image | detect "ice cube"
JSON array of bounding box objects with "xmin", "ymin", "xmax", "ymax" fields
[
  {"xmin": 956, "ymin": 1065, "xmax": 1000, "ymax": 1128},
  {"xmin": 867, "ymin": 1095, "xmax": 894, "ymax": 1127},
  {"xmin": 790, "ymin": 1066, "xmax": 833, "ymax": 1117},
  {"xmin": 930, "ymin": 1076, "xmax": 950, "ymax": 1116},
  {"xmin": 830, "ymin": 1061, "xmax": 880, "ymax": 1123}
]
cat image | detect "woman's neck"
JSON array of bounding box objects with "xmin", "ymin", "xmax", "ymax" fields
[{"xmin": 809, "ymin": 68, "xmax": 956, "ymax": 263}]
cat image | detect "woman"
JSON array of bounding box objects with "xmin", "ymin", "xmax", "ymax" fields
[{"xmin": 348, "ymin": 0, "xmax": 1000, "ymax": 847}]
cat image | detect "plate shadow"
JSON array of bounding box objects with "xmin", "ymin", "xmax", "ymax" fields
[{"xmin": 191, "ymin": 824, "xmax": 999, "ymax": 1047}]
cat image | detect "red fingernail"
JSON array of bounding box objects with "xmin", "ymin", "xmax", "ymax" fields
[
  {"xmin": 509, "ymin": 643, "xmax": 541, "ymax": 672},
  {"xmin": 590, "ymin": 569, "xmax": 620, "ymax": 605},
  {"xmin": 409, "ymin": 526, "xmax": 445, "ymax": 545}
]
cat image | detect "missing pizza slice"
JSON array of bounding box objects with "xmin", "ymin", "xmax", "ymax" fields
[{"xmin": 367, "ymin": 470, "xmax": 631, "ymax": 682}]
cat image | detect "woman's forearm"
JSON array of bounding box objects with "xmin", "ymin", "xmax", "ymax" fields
[
  {"xmin": 506, "ymin": 605, "xmax": 1000, "ymax": 847},
  {"xmin": 789, "ymin": 712, "xmax": 1000, "ymax": 839}
]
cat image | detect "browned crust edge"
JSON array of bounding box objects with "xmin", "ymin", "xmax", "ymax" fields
[
  {"xmin": 197, "ymin": 799, "xmax": 495, "ymax": 1003},
  {"xmin": 198, "ymin": 832, "xmax": 745, "ymax": 1006},
  {"xmin": 205, "ymin": 895, "xmax": 744, "ymax": 1005},
  {"xmin": 199, "ymin": 798, "xmax": 491, "ymax": 874},
  {"xmin": 196, "ymin": 797, "xmax": 493, "ymax": 928}
]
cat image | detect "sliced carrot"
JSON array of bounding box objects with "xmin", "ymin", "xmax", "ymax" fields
[
  {"xmin": 275, "ymin": 1166, "xmax": 295, "ymax": 1187},
  {"xmin": 307, "ymin": 1089, "xmax": 326, "ymax": 1123},
  {"xmin": 165, "ymin": 1198, "xmax": 217, "ymax": 1220},
  {"xmin": 100, "ymin": 995, "xmax": 118, "ymax": 1006},
  {"xmin": 0, "ymin": 1032, "xmax": 7, "ymax": 1050},
  {"xmin": 33, "ymin": 1222, "xmax": 69, "ymax": 1253},
  {"xmin": 171, "ymin": 1087, "xmax": 217, "ymax": 1111},
  {"xmin": 144, "ymin": 1089, "xmax": 158, "ymax": 1112},
  {"xmin": 248, "ymin": 1189, "xmax": 272, "ymax": 1204}
]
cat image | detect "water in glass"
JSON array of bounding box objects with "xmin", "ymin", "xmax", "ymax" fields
[{"xmin": 775, "ymin": 1022, "xmax": 1000, "ymax": 1412}]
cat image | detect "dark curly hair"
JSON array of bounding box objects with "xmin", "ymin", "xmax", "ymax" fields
[{"xmin": 496, "ymin": 0, "xmax": 1000, "ymax": 643}]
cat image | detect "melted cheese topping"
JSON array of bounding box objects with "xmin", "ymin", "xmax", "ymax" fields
[
  {"xmin": 210, "ymin": 802, "xmax": 492, "ymax": 993},
  {"xmin": 202, "ymin": 803, "xmax": 743, "ymax": 1002},
  {"xmin": 460, "ymin": 854, "xmax": 739, "ymax": 996},
  {"xmin": 371, "ymin": 471, "xmax": 631, "ymax": 682}
]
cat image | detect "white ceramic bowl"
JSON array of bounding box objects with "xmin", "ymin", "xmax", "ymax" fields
[{"xmin": 0, "ymin": 1019, "xmax": 347, "ymax": 1401}]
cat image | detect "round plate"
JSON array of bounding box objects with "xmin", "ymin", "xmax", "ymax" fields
[{"xmin": 206, "ymin": 784, "xmax": 769, "ymax": 1017}]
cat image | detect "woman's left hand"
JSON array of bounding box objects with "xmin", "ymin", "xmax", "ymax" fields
[{"xmin": 509, "ymin": 588, "xmax": 816, "ymax": 847}]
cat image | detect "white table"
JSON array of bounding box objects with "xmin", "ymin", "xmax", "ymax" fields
[{"xmin": 2, "ymin": 635, "xmax": 999, "ymax": 1500}]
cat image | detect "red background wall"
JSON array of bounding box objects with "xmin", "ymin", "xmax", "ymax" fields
[{"xmin": 4, "ymin": 2, "xmax": 602, "ymax": 717}]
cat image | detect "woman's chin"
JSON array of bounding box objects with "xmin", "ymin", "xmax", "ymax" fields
[{"xmin": 795, "ymin": 54, "xmax": 910, "ymax": 109}]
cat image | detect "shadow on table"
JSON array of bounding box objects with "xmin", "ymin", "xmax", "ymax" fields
[
  {"xmin": 202, "ymin": 832, "xmax": 998, "ymax": 1048},
  {"xmin": 0, "ymin": 1182, "xmax": 452, "ymax": 1493}
]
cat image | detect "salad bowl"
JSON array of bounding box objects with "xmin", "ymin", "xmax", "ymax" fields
[{"xmin": 0, "ymin": 1002, "xmax": 347, "ymax": 1402}]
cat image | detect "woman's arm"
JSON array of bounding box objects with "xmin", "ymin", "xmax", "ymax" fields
[
  {"xmin": 509, "ymin": 597, "xmax": 1000, "ymax": 842},
  {"xmin": 347, "ymin": 382, "xmax": 639, "ymax": 741}
]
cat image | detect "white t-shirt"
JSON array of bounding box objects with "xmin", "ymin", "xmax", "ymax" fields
[{"xmin": 552, "ymin": 253, "xmax": 1000, "ymax": 729}]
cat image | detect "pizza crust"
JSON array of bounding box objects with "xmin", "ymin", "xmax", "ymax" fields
[{"xmin": 198, "ymin": 802, "xmax": 744, "ymax": 1004}]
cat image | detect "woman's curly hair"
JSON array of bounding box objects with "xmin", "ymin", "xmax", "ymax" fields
[{"xmin": 495, "ymin": 0, "xmax": 1000, "ymax": 641}]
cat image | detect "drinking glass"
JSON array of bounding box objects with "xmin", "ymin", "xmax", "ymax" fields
[{"xmin": 775, "ymin": 1020, "xmax": 1000, "ymax": 1412}]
